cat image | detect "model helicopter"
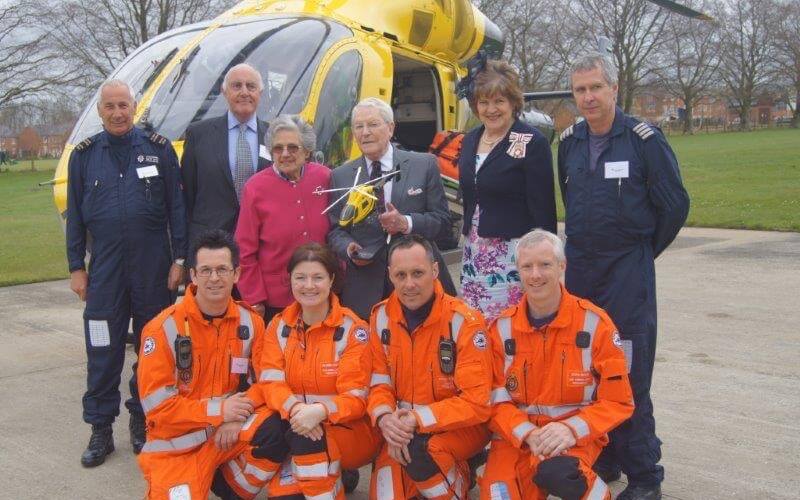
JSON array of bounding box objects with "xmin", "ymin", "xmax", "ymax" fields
[{"xmin": 50, "ymin": 0, "xmax": 711, "ymax": 225}]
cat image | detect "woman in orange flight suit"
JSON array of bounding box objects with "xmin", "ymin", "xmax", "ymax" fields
[{"xmin": 253, "ymin": 242, "xmax": 381, "ymax": 499}]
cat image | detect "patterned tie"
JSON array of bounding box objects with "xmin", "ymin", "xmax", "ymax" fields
[
  {"xmin": 370, "ymin": 160, "xmax": 385, "ymax": 212},
  {"xmin": 234, "ymin": 123, "xmax": 254, "ymax": 201}
]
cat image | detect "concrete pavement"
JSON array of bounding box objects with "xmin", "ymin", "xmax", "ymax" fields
[{"xmin": 0, "ymin": 226, "xmax": 797, "ymax": 499}]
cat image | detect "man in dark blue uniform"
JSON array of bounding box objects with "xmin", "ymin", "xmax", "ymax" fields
[
  {"xmin": 66, "ymin": 80, "xmax": 187, "ymax": 467},
  {"xmin": 558, "ymin": 53, "xmax": 690, "ymax": 500}
]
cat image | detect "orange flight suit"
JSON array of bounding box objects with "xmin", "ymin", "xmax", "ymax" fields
[
  {"xmin": 480, "ymin": 285, "xmax": 634, "ymax": 500},
  {"xmin": 254, "ymin": 294, "xmax": 381, "ymax": 499},
  {"xmin": 368, "ymin": 281, "xmax": 493, "ymax": 500},
  {"xmin": 136, "ymin": 285, "xmax": 278, "ymax": 500}
]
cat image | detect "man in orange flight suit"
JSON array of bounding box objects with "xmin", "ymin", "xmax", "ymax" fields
[
  {"xmin": 368, "ymin": 234, "xmax": 493, "ymax": 500},
  {"xmin": 481, "ymin": 229, "xmax": 634, "ymax": 500},
  {"xmin": 137, "ymin": 230, "xmax": 282, "ymax": 499}
]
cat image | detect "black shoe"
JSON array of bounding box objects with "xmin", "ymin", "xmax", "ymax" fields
[
  {"xmin": 616, "ymin": 484, "xmax": 662, "ymax": 500},
  {"xmin": 81, "ymin": 424, "xmax": 114, "ymax": 468},
  {"xmin": 341, "ymin": 469, "xmax": 359, "ymax": 493},
  {"xmin": 598, "ymin": 469, "xmax": 622, "ymax": 483},
  {"xmin": 129, "ymin": 413, "xmax": 146, "ymax": 454}
]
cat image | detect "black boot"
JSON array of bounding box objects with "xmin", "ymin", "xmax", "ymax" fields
[
  {"xmin": 129, "ymin": 412, "xmax": 146, "ymax": 454},
  {"xmin": 81, "ymin": 424, "xmax": 114, "ymax": 468},
  {"xmin": 341, "ymin": 469, "xmax": 360, "ymax": 493},
  {"xmin": 616, "ymin": 484, "xmax": 662, "ymax": 500}
]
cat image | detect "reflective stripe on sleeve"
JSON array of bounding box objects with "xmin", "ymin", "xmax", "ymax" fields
[
  {"xmin": 347, "ymin": 388, "xmax": 368, "ymax": 399},
  {"xmin": 259, "ymin": 369, "xmax": 285, "ymax": 382},
  {"xmin": 207, "ymin": 398, "xmax": 222, "ymax": 417},
  {"xmin": 491, "ymin": 387, "xmax": 513, "ymax": 404},
  {"xmin": 292, "ymin": 459, "xmax": 329, "ymax": 479},
  {"xmin": 241, "ymin": 413, "xmax": 257, "ymax": 431},
  {"xmin": 141, "ymin": 385, "xmax": 177, "ymax": 415},
  {"xmin": 418, "ymin": 480, "xmax": 448, "ymax": 498},
  {"xmin": 586, "ymin": 476, "xmax": 609, "ymax": 499},
  {"xmin": 238, "ymin": 305, "xmax": 254, "ymax": 358},
  {"xmin": 564, "ymin": 415, "xmax": 590, "ymax": 439},
  {"xmin": 244, "ymin": 463, "xmax": 274, "ymax": 482},
  {"xmin": 450, "ymin": 312, "xmax": 465, "ymax": 343},
  {"xmin": 306, "ymin": 394, "xmax": 338, "ymax": 415},
  {"xmin": 516, "ymin": 403, "xmax": 588, "ymax": 418},
  {"xmin": 227, "ymin": 459, "xmax": 262, "ymax": 495},
  {"xmin": 141, "ymin": 428, "xmax": 208, "ymax": 453},
  {"xmin": 512, "ymin": 421, "xmax": 535, "ymax": 443},
  {"xmin": 371, "ymin": 404, "xmax": 393, "ymax": 420},
  {"xmin": 414, "ymin": 405, "xmax": 437, "ymax": 428},
  {"xmin": 282, "ymin": 395, "xmax": 300, "ymax": 413},
  {"xmin": 496, "ymin": 317, "xmax": 513, "ymax": 375},
  {"xmin": 334, "ymin": 316, "xmax": 354, "ymax": 361},
  {"xmin": 370, "ymin": 373, "xmax": 392, "ymax": 387}
]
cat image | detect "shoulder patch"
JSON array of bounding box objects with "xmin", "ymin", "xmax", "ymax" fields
[
  {"xmin": 353, "ymin": 326, "xmax": 368, "ymax": 343},
  {"xmin": 559, "ymin": 125, "xmax": 574, "ymax": 142},
  {"xmin": 143, "ymin": 336, "xmax": 156, "ymax": 356},
  {"xmin": 631, "ymin": 121, "xmax": 655, "ymax": 141},
  {"xmin": 148, "ymin": 132, "xmax": 168, "ymax": 146},
  {"xmin": 74, "ymin": 138, "xmax": 93, "ymax": 151},
  {"xmin": 473, "ymin": 331, "xmax": 487, "ymax": 350},
  {"xmin": 612, "ymin": 331, "xmax": 622, "ymax": 349}
]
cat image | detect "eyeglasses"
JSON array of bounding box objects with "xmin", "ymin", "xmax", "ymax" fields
[
  {"xmin": 352, "ymin": 121, "xmax": 386, "ymax": 133},
  {"xmin": 271, "ymin": 144, "xmax": 301, "ymax": 155},
  {"xmin": 195, "ymin": 266, "xmax": 234, "ymax": 278}
]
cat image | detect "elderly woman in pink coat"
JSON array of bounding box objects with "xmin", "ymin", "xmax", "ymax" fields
[{"xmin": 235, "ymin": 115, "xmax": 331, "ymax": 322}]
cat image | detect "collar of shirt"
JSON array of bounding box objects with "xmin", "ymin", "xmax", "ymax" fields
[
  {"xmin": 272, "ymin": 163, "xmax": 305, "ymax": 182},
  {"xmin": 227, "ymin": 111, "xmax": 257, "ymax": 132}
]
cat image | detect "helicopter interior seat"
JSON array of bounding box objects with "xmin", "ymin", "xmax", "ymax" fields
[{"xmin": 391, "ymin": 56, "xmax": 441, "ymax": 153}]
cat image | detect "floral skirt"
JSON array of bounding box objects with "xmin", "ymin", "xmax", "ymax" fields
[{"xmin": 460, "ymin": 208, "xmax": 523, "ymax": 322}]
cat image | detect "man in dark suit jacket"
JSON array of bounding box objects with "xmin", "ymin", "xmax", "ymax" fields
[
  {"xmin": 181, "ymin": 63, "xmax": 270, "ymax": 259},
  {"xmin": 327, "ymin": 98, "xmax": 455, "ymax": 319}
]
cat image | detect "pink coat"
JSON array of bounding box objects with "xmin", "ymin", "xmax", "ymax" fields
[{"xmin": 235, "ymin": 163, "xmax": 331, "ymax": 308}]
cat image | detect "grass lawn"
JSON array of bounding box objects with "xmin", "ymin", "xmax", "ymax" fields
[
  {"xmin": 0, "ymin": 166, "xmax": 67, "ymax": 286},
  {"xmin": 554, "ymin": 127, "xmax": 800, "ymax": 231}
]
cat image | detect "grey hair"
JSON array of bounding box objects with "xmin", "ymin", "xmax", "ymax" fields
[
  {"xmin": 97, "ymin": 79, "xmax": 135, "ymax": 105},
  {"xmin": 569, "ymin": 52, "xmax": 618, "ymax": 87},
  {"xmin": 351, "ymin": 97, "xmax": 394, "ymax": 124},
  {"xmin": 222, "ymin": 63, "xmax": 264, "ymax": 92},
  {"xmin": 515, "ymin": 229, "xmax": 566, "ymax": 264},
  {"xmin": 266, "ymin": 114, "xmax": 316, "ymax": 152}
]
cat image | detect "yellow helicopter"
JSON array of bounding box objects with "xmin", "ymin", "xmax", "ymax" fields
[{"xmin": 51, "ymin": 0, "xmax": 711, "ymax": 225}]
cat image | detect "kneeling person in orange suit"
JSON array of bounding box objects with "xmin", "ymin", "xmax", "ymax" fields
[
  {"xmin": 252, "ymin": 242, "xmax": 381, "ymax": 499},
  {"xmin": 368, "ymin": 234, "xmax": 493, "ymax": 499},
  {"xmin": 480, "ymin": 229, "xmax": 634, "ymax": 500},
  {"xmin": 137, "ymin": 230, "xmax": 282, "ymax": 499}
]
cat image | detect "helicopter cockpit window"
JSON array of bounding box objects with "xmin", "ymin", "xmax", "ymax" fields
[
  {"xmin": 67, "ymin": 24, "xmax": 206, "ymax": 144},
  {"xmin": 313, "ymin": 49, "xmax": 362, "ymax": 167},
  {"xmin": 143, "ymin": 16, "xmax": 352, "ymax": 140}
]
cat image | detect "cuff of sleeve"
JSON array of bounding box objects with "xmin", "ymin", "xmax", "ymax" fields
[
  {"xmin": 412, "ymin": 406, "xmax": 437, "ymax": 432},
  {"xmin": 370, "ymin": 404, "xmax": 394, "ymax": 426},
  {"xmin": 562, "ymin": 415, "xmax": 591, "ymax": 446},
  {"xmin": 403, "ymin": 216, "xmax": 413, "ymax": 234},
  {"xmin": 205, "ymin": 399, "xmax": 225, "ymax": 426},
  {"xmin": 69, "ymin": 262, "xmax": 85, "ymax": 273},
  {"xmin": 280, "ymin": 396, "xmax": 301, "ymax": 420},
  {"xmin": 511, "ymin": 420, "xmax": 537, "ymax": 448}
]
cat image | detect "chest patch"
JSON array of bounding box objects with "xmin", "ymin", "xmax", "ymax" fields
[
  {"xmin": 505, "ymin": 373, "xmax": 518, "ymax": 392},
  {"xmin": 142, "ymin": 336, "xmax": 155, "ymax": 356},
  {"xmin": 354, "ymin": 327, "xmax": 368, "ymax": 343},
  {"xmin": 321, "ymin": 362, "xmax": 338, "ymax": 377},
  {"xmin": 473, "ymin": 331, "xmax": 487, "ymax": 350},
  {"xmin": 568, "ymin": 370, "xmax": 594, "ymax": 387}
]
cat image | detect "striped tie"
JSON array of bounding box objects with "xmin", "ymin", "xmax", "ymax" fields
[{"xmin": 234, "ymin": 123, "xmax": 253, "ymax": 201}]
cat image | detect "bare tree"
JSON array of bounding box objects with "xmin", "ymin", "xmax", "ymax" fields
[
  {"xmin": 571, "ymin": 0, "xmax": 670, "ymax": 112},
  {"xmin": 771, "ymin": 0, "xmax": 800, "ymax": 127},
  {"xmin": 0, "ymin": 2, "xmax": 81, "ymax": 108},
  {"xmin": 717, "ymin": 0, "xmax": 776, "ymax": 130},
  {"xmin": 654, "ymin": 1, "xmax": 720, "ymax": 133}
]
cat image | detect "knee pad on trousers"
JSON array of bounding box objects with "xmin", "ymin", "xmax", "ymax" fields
[
  {"xmin": 211, "ymin": 469, "xmax": 244, "ymax": 500},
  {"xmin": 287, "ymin": 429, "xmax": 327, "ymax": 456},
  {"xmin": 404, "ymin": 433, "xmax": 440, "ymax": 482},
  {"xmin": 251, "ymin": 413, "xmax": 290, "ymax": 462},
  {"xmin": 533, "ymin": 455, "xmax": 587, "ymax": 500}
]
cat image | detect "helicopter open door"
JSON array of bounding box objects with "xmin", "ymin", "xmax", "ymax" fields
[{"xmin": 391, "ymin": 54, "xmax": 443, "ymax": 152}]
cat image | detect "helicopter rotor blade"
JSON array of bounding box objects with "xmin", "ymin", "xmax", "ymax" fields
[
  {"xmin": 648, "ymin": 0, "xmax": 713, "ymax": 21},
  {"xmin": 523, "ymin": 91, "xmax": 574, "ymax": 102},
  {"xmin": 322, "ymin": 166, "xmax": 364, "ymax": 215}
]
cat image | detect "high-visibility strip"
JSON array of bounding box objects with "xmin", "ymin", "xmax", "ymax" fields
[
  {"xmin": 259, "ymin": 369, "xmax": 285, "ymax": 382},
  {"xmin": 241, "ymin": 413, "xmax": 257, "ymax": 431},
  {"xmin": 490, "ymin": 481, "xmax": 513, "ymax": 500},
  {"xmin": 414, "ymin": 405, "xmax": 437, "ymax": 428},
  {"xmin": 347, "ymin": 388, "xmax": 368, "ymax": 399},
  {"xmin": 328, "ymin": 460, "xmax": 340, "ymax": 475},
  {"xmin": 512, "ymin": 421, "xmax": 535, "ymax": 442},
  {"xmin": 141, "ymin": 385, "xmax": 177, "ymax": 415},
  {"xmin": 376, "ymin": 305, "xmax": 390, "ymax": 358},
  {"xmin": 371, "ymin": 404, "xmax": 393, "ymax": 420},
  {"xmin": 586, "ymin": 476, "xmax": 609, "ymax": 500},
  {"xmin": 283, "ymin": 395, "xmax": 300, "ymax": 413},
  {"xmin": 227, "ymin": 459, "xmax": 262, "ymax": 495},
  {"xmin": 371, "ymin": 373, "xmax": 392, "ymax": 387},
  {"xmin": 516, "ymin": 403, "xmax": 587, "ymax": 418},
  {"xmin": 244, "ymin": 463, "xmax": 274, "ymax": 482},
  {"xmin": 162, "ymin": 316, "xmax": 180, "ymax": 380},
  {"xmin": 450, "ymin": 312, "xmax": 465, "ymax": 343},
  {"xmin": 276, "ymin": 319, "xmax": 288, "ymax": 353},
  {"xmin": 418, "ymin": 480, "xmax": 448, "ymax": 498},
  {"xmin": 333, "ymin": 316, "xmax": 354, "ymax": 361},
  {"xmin": 207, "ymin": 398, "xmax": 222, "ymax": 417},
  {"xmin": 581, "ymin": 310, "xmax": 600, "ymax": 402},
  {"xmin": 307, "ymin": 396, "xmax": 338, "ymax": 415},
  {"xmin": 564, "ymin": 415, "xmax": 590, "ymax": 439},
  {"xmin": 491, "ymin": 387, "xmax": 513, "ymax": 404},
  {"xmin": 305, "ymin": 480, "xmax": 341, "ymax": 500},
  {"xmin": 376, "ymin": 466, "xmax": 394, "ymax": 500},
  {"xmin": 496, "ymin": 317, "xmax": 513, "ymax": 375},
  {"xmin": 292, "ymin": 460, "xmax": 329, "ymax": 479},
  {"xmin": 141, "ymin": 429, "xmax": 208, "ymax": 453},
  {"xmin": 238, "ymin": 305, "xmax": 254, "ymax": 358}
]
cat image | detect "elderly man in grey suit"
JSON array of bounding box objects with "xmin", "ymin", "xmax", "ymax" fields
[
  {"xmin": 327, "ymin": 97, "xmax": 455, "ymax": 319},
  {"xmin": 181, "ymin": 63, "xmax": 270, "ymax": 262}
]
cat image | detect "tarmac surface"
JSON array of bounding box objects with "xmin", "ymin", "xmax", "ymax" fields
[{"xmin": 0, "ymin": 226, "xmax": 798, "ymax": 499}]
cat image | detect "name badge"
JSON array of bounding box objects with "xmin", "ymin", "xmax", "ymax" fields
[
  {"xmin": 259, "ymin": 144, "xmax": 271, "ymax": 160},
  {"xmin": 231, "ymin": 357, "xmax": 249, "ymax": 374},
  {"xmin": 604, "ymin": 161, "xmax": 629, "ymax": 179},
  {"xmin": 136, "ymin": 165, "xmax": 159, "ymax": 179}
]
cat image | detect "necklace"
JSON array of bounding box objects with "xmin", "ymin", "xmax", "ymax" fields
[{"xmin": 481, "ymin": 130, "xmax": 506, "ymax": 146}]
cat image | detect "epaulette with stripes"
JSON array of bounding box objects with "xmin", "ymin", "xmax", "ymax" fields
[
  {"xmin": 631, "ymin": 121, "xmax": 655, "ymax": 141},
  {"xmin": 148, "ymin": 132, "xmax": 168, "ymax": 146},
  {"xmin": 74, "ymin": 138, "xmax": 93, "ymax": 152},
  {"xmin": 559, "ymin": 125, "xmax": 574, "ymax": 142}
]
